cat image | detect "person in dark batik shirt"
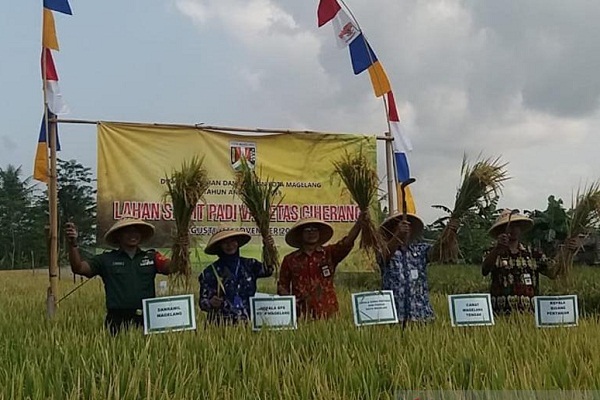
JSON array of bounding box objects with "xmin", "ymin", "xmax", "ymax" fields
[
  {"xmin": 482, "ymin": 209, "xmax": 579, "ymax": 315},
  {"xmin": 199, "ymin": 229, "xmax": 274, "ymax": 325},
  {"xmin": 377, "ymin": 212, "xmax": 434, "ymax": 323}
]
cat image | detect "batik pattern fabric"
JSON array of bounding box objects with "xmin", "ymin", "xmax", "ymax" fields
[
  {"xmin": 487, "ymin": 245, "xmax": 552, "ymax": 315},
  {"xmin": 378, "ymin": 242, "xmax": 434, "ymax": 322},
  {"xmin": 277, "ymin": 241, "xmax": 353, "ymax": 319},
  {"xmin": 199, "ymin": 257, "xmax": 273, "ymax": 324}
]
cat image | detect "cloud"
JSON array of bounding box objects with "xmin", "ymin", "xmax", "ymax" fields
[
  {"xmin": 173, "ymin": 0, "xmax": 600, "ymax": 222},
  {"xmin": 1, "ymin": 135, "xmax": 17, "ymax": 153}
]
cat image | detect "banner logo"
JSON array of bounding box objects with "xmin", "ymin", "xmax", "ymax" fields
[{"xmin": 230, "ymin": 141, "xmax": 256, "ymax": 171}]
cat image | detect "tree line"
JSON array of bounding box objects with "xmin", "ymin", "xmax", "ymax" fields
[
  {"xmin": 424, "ymin": 194, "xmax": 595, "ymax": 265},
  {"xmin": 0, "ymin": 159, "xmax": 95, "ymax": 270},
  {"xmin": 0, "ymin": 159, "xmax": 595, "ymax": 269}
]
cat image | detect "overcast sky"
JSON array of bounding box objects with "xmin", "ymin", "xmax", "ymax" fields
[{"xmin": 1, "ymin": 0, "xmax": 599, "ymax": 224}]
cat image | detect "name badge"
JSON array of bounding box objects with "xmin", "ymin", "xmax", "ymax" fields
[
  {"xmin": 321, "ymin": 265, "xmax": 331, "ymax": 277},
  {"xmin": 523, "ymin": 273, "xmax": 533, "ymax": 285},
  {"xmin": 410, "ymin": 269, "xmax": 419, "ymax": 280},
  {"xmin": 140, "ymin": 258, "xmax": 154, "ymax": 267}
]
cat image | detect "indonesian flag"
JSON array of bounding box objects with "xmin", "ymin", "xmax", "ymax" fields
[
  {"xmin": 387, "ymin": 91, "xmax": 412, "ymax": 153},
  {"xmin": 41, "ymin": 48, "xmax": 69, "ymax": 115}
]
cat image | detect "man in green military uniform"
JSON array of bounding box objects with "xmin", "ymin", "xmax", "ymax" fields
[{"xmin": 66, "ymin": 217, "xmax": 171, "ymax": 334}]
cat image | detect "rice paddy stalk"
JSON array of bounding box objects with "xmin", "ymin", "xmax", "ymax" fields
[
  {"xmin": 163, "ymin": 156, "xmax": 211, "ymax": 291},
  {"xmin": 332, "ymin": 148, "xmax": 383, "ymax": 259},
  {"xmin": 233, "ymin": 157, "xmax": 282, "ymax": 272},
  {"xmin": 555, "ymin": 182, "xmax": 600, "ymax": 283},
  {"xmin": 431, "ymin": 155, "xmax": 510, "ymax": 264}
]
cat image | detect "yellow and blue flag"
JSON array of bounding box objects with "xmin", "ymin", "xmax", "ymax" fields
[
  {"xmin": 33, "ymin": 110, "xmax": 61, "ymax": 183},
  {"xmin": 42, "ymin": 8, "xmax": 59, "ymax": 50},
  {"xmin": 43, "ymin": 0, "xmax": 72, "ymax": 15}
]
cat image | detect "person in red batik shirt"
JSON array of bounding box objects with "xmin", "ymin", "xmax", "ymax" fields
[{"xmin": 277, "ymin": 213, "xmax": 364, "ymax": 319}]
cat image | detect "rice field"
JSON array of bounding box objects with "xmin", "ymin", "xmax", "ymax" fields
[{"xmin": 1, "ymin": 265, "xmax": 600, "ymax": 399}]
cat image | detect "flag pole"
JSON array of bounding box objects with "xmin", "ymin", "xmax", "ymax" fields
[
  {"xmin": 382, "ymin": 98, "xmax": 396, "ymax": 214},
  {"xmin": 339, "ymin": 0, "xmax": 397, "ymax": 214},
  {"xmin": 47, "ymin": 108, "xmax": 60, "ymax": 318},
  {"xmin": 42, "ymin": 15, "xmax": 59, "ymax": 318}
]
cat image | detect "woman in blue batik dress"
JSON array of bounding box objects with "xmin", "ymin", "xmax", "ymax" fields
[
  {"xmin": 377, "ymin": 212, "xmax": 434, "ymax": 323},
  {"xmin": 199, "ymin": 229, "xmax": 274, "ymax": 325}
]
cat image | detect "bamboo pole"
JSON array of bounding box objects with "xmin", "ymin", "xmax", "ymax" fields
[
  {"xmin": 41, "ymin": 9, "xmax": 59, "ymax": 317},
  {"xmin": 48, "ymin": 119, "xmax": 59, "ymax": 317},
  {"xmin": 54, "ymin": 118, "xmax": 392, "ymax": 140},
  {"xmin": 55, "ymin": 118, "xmax": 393, "ymax": 210}
]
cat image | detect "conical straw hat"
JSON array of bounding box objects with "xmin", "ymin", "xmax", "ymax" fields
[
  {"xmin": 104, "ymin": 217, "xmax": 155, "ymax": 247},
  {"xmin": 380, "ymin": 212, "xmax": 424, "ymax": 241},
  {"xmin": 488, "ymin": 209, "xmax": 533, "ymax": 237},
  {"xmin": 205, "ymin": 228, "xmax": 252, "ymax": 255},
  {"xmin": 285, "ymin": 218, "xmax": 334, "ymax": 248}
]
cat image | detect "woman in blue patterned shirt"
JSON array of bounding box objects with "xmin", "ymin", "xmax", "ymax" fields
[
  {"xmin": 377, "ymin": 212, "xmax": 434, "ymax": 323},
  {"xmin": 199, "ymin": 229, "xmax": 274, "ymax": 325}
]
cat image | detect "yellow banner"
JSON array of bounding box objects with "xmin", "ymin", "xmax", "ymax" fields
[{"xmin": 97, "ymin": 123, "xmax": 377, "ymax": 262}]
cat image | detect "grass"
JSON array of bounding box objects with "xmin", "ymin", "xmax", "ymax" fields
[{"xmin": 2, "ymin": 265, "xmax": 600, "ymax": 399}]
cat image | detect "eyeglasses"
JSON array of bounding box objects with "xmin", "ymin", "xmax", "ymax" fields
[{"xmin": 303, "ymin": 227, "xmax": 319, "ymax": 232}]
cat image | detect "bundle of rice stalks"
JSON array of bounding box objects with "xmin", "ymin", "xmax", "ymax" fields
[
  {"xmin": 555, "ymin": 182, "xmax": 600, "ymax": 280},
  {"xmin": 431, "ymin": 155, "xmax": 509, "ymax": 264},
  {"xmin": 163, "ymin": 156, "xmax": 210, "ymax": 290},
  {"xmin": 332, "ymin": 148, "xmax": 381, "ymax": 254},
  {"xmin": 234, "ymin": 158, "xmax": 282, "ymax": 271}
]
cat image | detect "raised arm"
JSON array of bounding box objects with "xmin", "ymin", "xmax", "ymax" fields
[
  {"xmin": 255, "ymin": 234, "xmax": 276, "ymax": 277},
  {"xmin": 338, "ymin": 211, "xmax": 366, "ymax": 249},
  {"xmin": 251, "ymin": 259, "xmax": 274, "ymax": 278},
  {"xmin": 153, "ymin": 251, "xmax": 172, "ymax": 275},
  {"xmin": 541, "ymin": 237, "xmax": 582, "ymax": 279},
  {"xmin": 381, "ymin": 220, "xmax": 410, "ymax": 264},
  {"xmin": 65, "ymin": 222, "xmax": 95, "ymax": 278}
]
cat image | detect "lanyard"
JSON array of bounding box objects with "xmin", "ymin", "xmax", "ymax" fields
[{"xmin": 232, "ymin": 259, "xmax": 242, "ymax": 285}]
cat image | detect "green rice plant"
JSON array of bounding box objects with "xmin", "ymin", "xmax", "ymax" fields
[
  {"xmin": 431, "ymin": 155, "xmax": 510, "ymax": 264},
  {"xmin": 2, "ymin": 266, "xmax": 600, "ymax": 399},
  {"xmin": 332, "ymin": 148, "xmax": 382, "ymax": 256},
  {"xmin": 233, "ymin": 157, "xmax": 283, "ymax": 271},
  {"xmin": 555, "ymin": 182, "xmax": 600, "ymax": 283},
  {"xmin": 163, "ymin": 156, "xmax": 211, "ymax": 291}
]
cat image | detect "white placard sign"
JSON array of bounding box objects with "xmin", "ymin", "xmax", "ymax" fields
[
  {"xmin": 534, "ymin": 295, "xmax": 578, "ymax": 328},
  {"xmin": 448, "ymin": 294, "xmax": 494, "ymax": 327},
  {"xmin": 351, "ymin": 291, "xmax": 398, "ymax": 326},
  {"xmin": 250, "ymin": 295, "xmax": 297, "ymax": 331},
  {"xmin": 142, "ymin": 294, "xmax": 196, "ymax": 335}
]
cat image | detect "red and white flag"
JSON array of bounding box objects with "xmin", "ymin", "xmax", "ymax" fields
[
  {"xmin": 388, "ymin": 91, "xmax": 412, "ymax": 152},
  {"xmin": 41, "ymin": 48, "xmax": 69, "ymax": 115}
]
